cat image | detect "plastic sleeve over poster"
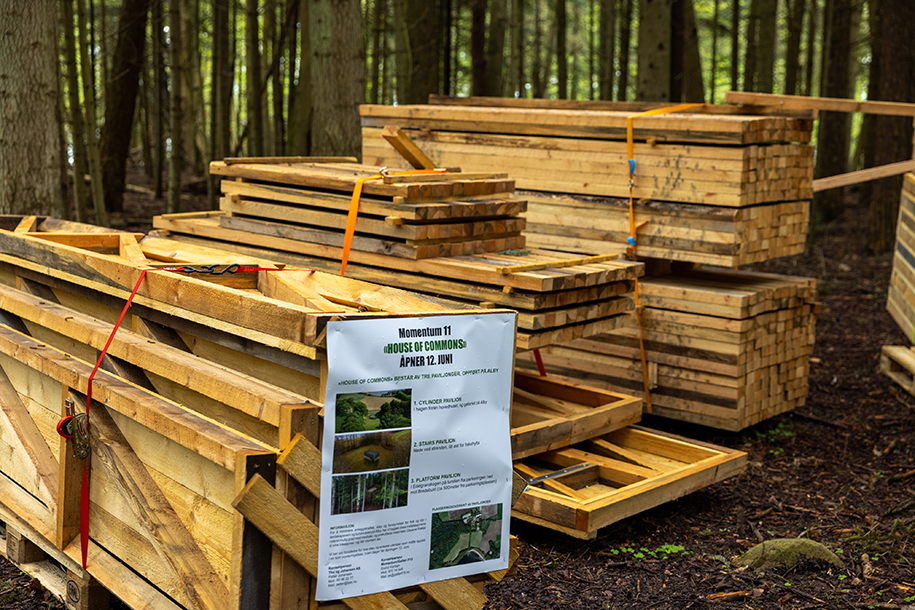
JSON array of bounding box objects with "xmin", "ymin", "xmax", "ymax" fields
[{"xmin": 316, "ymin": 312, "xmax": 517, "ymax": 600}]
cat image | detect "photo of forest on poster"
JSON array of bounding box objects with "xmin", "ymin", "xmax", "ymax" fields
[
  {"xmin": 334, "ymin": 389, "xmax": 412, "ymax": 433},
  {"xmin": 330, "ymin": 468, "xmax": 410, "ymax": 515}
]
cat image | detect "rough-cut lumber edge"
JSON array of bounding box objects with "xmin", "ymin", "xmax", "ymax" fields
[
  {"xmin": 382, "ymin": 125, "xmax": 437, "ymax": 170},
  {"xmin": 813, "ymin": 159, "xmax": 915, "ymax": 192},
  {"xmin": 724, "ymin": 91, "xmax": 915, "ymax": 116}
]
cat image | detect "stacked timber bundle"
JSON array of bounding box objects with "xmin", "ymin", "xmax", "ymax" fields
[
  {"xmin": 881, "ymin": 174, "xmax": 915, "ymax": 393},
  {"xmin": 209, "ymin": 159, "xmax": 525, "ymax": 259},
  {"xmin": 517, "ymin": 267, "xmax": 819, "ymax": 431},
  {"xmin": 360, "ymin": 97, "xmax": 815, "ymax": 267},
  {"xmin": 155, "ymin": 160, "xmax": 646, "ymax": 351}
]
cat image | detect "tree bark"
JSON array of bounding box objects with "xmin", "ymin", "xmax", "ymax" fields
[
  {"xmin": 77, "ymin": 0, "xmax": 109, "ymax": 225},
  {"xmin": 617, "ymin": 0, "xmax": 632, "ymax": 99},
  {"xmin": 743, "ymin": 0, "xmax": 759, "ymax": 91},
  {"xmin": 152, "ymin": 0, "xmax": 165, "ymax": 198},
  {"xmin": 370, "ymin": 0, "xmax": 386, "ymax": 103},
  {"xmin": 636, "ymin": 0, "xmax": 672, "ymax": 101},
  {"xmin": 599, "ymin": 0, "xmax": 617, "ymax": 101},
  {"xmin": 671, "ymin": 0, "xmax": 704, "ymax": 102},
  {"xmin": 755, "ymin": 0, "xmax": 776, "ymax": 92},
  {"xmin": 98, "ymin": 0, "xmax": 150, "ymax": 213},
  {"xmin": 556, "ymin": 0, "xmax": 567, "ymax": 99},
  {"xmin": 309, "ymin": 0, "xmax": 364, "ymax": 157},
  {"xmin": 709, "ymin": 0, "xmax": 719, "ymax": 102},
  {"xmin": 246, "ymin": 0, "xmax": 264, "ymax": 157},
  {"xmin": 405, "ymin": 0, "xmax": 440, "ymax": 103},
  {"xmin": 0, "ymin": 0, "xmax": 64, "ymax": 216},
  {"xmin": 288, "ymin": 0, "xmax": 311, "ymax": 154},
  {"xmin": 470, "ymin": 0, "xmax": 487, "ymax": 96},
  {"xmin": 167, "ymin": 0, "xmax": 182, "ymax": 213},
  {"xmin": 487, "ymin": 0, "xmax": 507, "ymax": 97},
  {"xmin": 813, "ymin": 0, "xmax": 855, "ymax": 223},
  {"xmin": 509, "ymin": 0, "xmax": 523, "ymax": 97},
  {"xmin": 866, "ymin": 0, "xmax": 915, "ymax": 254},
  {"xmin": 269, "ymin": 0, "xmax": 284, "ymax": 154},
  {"xmin": 803, "ymin": 0, "xmax": 817, "ymax": 95},
  {"xmin": 442, "ymin": 0, "xmax": 452, "ymax": 97},
  {"xmin": 531, "ymin": 0, "xmax": 543, "ymax": 97},
  {"xmin": 63, "ymin": 0, "xmax": 90, "ymax": 222},
  {"xmin": 784, "ymin": 0, "xmax": 806, "ymax": 94},
  {"xmin": 729, "ymin": 0, "xmax": 739, "ymax": 90}
]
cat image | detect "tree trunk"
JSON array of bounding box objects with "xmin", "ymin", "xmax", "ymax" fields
[
  {"xmin": 531, "ymin": 0, "xmax": 543, "ymax": 97},
  {"xmin": 508, "ymin": 0, "xmax": 523, "ymax": 97},
  {"xmin": 729, "ymin": 0, "xmax": 739, "ymax": 90},
  {"xmin": 670, "ymin": 0, "xmax": 703, "ymax": 102},
  {"xmin": 556, "ymin": 0, "xmax": 567, "ymax": 99},
  {"xmin": 270, "ymin": 0, "xmax": 285, "ymax": 154},
  {"xmin": 77, "ymin": 0, "xmax": 109, "ymax": 225},
  {"xmin": 470, "ymin": 0, "xmax": 487, "ymax": 95},
  {"xmin": 803, "ymin": 0, "xmax": 817, "ymax": 95},
  {"xmin": 617, "ymin": 0, "xmax": 631, "ymax": 99},
  {"xmin": 0, "ymin": 0, "xmax": 64, "ymax": 216},
  {"xmin": 784, "ymin": 0, "xmax": 806, "ymax": 94},
  {"xmin": 755, "ymin": 0, "xmax": 777, "ymax": 93},
  {"xmin": 442, "ymin": 0, "xmax": 452, "ymax": 97},
  {"xmin": 570, "ymin": 0, "xmax": 581, "ymax": 99},
  {"xmin": 598, "ymin": 0, "xmax": 615, "ymax": 100},
  {"xmin": 63, "ymin": 0, "xmax": 90, "ymax": 222},
  {"xmin": 309, "ymin": 0, "xmax": 364, "ymax": 157},
  {"xmin": 487, "ymin": 0, "xmax": 507, "ymax": 97},
  {"xmin": 636, "ymin": 0, "xmax": 672, "ymax": 101},
  {"xmin": 209, "ymin": 0, "xmax": 230, "ymax": 208},
  {"xmin": 866, "ymin": 0, "xmax": 915, "ymax": 254},
  {"xmin": 100, "ymin": 0, "xmax": 109, "ymax": 95},
  {"xmin": 246, "ymin": 0, "xmax": 264, "ymax": 157},
  {"xmin": 405, "ymin": 0, "xmax": 440, "ymax": 103},
  {"xmin": 813, "ymin": 0, "xmax": 854, "ymax": 223},
  {"xmin": 167, "ymin": 0, "xmax": 182, "ymax": 213},
  {"xmin": 289, "ymin": 0, "xmax": 311, "ymax": 154},
  {"xmin": 370, "ymin": 0, "xmax": 386, "ymax": 103},
  {"xmin": 152, "ymin": 0, "xmax": 165, "ymax": 198},
  {"xmin": 743, "ymin": 0, "xmax": 759, "ymax": 91},
  {"xmin": 98, "ymin": 0, "xmax": 150, "ymax": 213}
]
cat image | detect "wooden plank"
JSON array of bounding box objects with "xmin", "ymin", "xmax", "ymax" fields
[
  {"xmin": 813, "ymin": 159, "xmax": 915, "ymax": 192},
  {"xmin": 224, "ymin": 156, "xmax": 359, "ymax": 165},
  {"xmin": 724, "ymin": 91, "xmax": 915, "ymax": 116},
  {"xmin": 381, "ymin": 125, "xmax": 438, "ymax": 169},
  {"xmin": 419, "ymin": 578, "xmax": 486, "ymax": 610},
  {"xmin": 427, "ymin": 94, "xmax": 818, "ymax": 119},
  {"xmin": 276, "ymin": 433, "xmax": 322, "ymax": 497}
]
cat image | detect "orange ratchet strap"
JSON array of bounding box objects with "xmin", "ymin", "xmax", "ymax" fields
[{"xmin": 342, "ymin": 168, "xmax": 448, "ymax": 276}]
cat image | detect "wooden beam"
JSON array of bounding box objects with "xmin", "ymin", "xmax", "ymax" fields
[
  {"xmin": 813, "ymin": 159, "xmax": 915, "ymax": 192},
  {"xmin": 724, "ymin": 91, "xmax": 915, "ymax": 117},
  {"xmin": 276, "ymin": 433, "xmax": 322, "ymax": 498},
  {"xmin": 381, "ymin": 125, "xmax": 437, "ymax": 169}
]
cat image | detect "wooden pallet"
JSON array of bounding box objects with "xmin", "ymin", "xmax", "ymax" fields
[
  {"xmin": 880, "ymin": 345, "xmax": 915, "ymax": 396},
  {"xmin": 520, "ymin": 192, "xmax": 810, "ymax": 267},
  {"xmin": 512, "ymin": 426, "xmax": 747, "ymax": 539},
  {"xmin": 0, "ymin": 217, "xmax": 521, "ymax": 610},
  {"xmin": 151, "ymin": 213, "xmax": 644, "ymax": 351},
  {"xmin": 518, "ymin": 268, "xmax": 819, "ymax": 431},
  {"xmin": 887, "ymin": 173, "xmax": 915, "ymax": 339}
]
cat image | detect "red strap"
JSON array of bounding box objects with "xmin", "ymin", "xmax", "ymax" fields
[{"xmin": 533, "ymin": 349, "xmax": 547, "ymax": 377}]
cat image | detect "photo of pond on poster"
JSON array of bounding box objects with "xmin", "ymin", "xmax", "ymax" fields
[
  {"xmin": 330, "ymin": 468, "xmax": 410, "ymax": 515},
  {"xmin": 428, "ymin": 503, "xmax": 503, "ymax": 570},
  {"xmin": 334, "ymin": 388, "xmax": 412, "ymax": 434},
  {"xmin": 332, "ymin": 429, "xmax": 412, "ymax": 474}
]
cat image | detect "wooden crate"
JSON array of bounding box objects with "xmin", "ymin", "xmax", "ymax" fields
[
  {"xmin": 518, "ymin": 268, "xmax": 819, "ymax": 430},
  {"xmin": 512, "ymin": 426, "xmax": 747, "ymax": 539},
  {"xmin": 0, "ymin": 217, "xmax": 519, "ymax": 610}
]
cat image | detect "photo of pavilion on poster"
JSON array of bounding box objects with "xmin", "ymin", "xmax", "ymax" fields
[
  {"xmin": 334, "ymin": 388, "xmax": 412, "ymax": 434},
  {"xmin": 330, "ymin": 468, "xmax": 410, "ymax": 515}
]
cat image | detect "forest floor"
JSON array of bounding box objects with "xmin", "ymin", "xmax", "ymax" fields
[{"xmin": 0, "ymin": 174, "xmax": 913, "ymax": 609}]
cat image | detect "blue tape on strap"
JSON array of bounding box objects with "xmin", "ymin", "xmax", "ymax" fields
[{"xmin": 629, "ymin": 159, "xmax": 635, "ymax": 174}]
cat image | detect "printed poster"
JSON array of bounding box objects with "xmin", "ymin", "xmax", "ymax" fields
[{"xmin": 316, "ymin": 312, "xmax": 516, "ymax": 600}]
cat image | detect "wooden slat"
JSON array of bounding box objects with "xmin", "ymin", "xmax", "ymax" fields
[
  {"xmin": 725, "ymin": 91, "xmax": 915, "ymax": 116},
  {"xmin": 813, "ymin": 159, "xmax": 915, "ymax": 192}
]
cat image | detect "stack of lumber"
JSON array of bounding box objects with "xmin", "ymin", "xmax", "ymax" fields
[
  {"xmin": 209, "ymin": 160, "xmax": 525, "ymax": 259},
  {"xmin": 520, "ymin": 192, "xmax": 809, "ymax": 267},
  {"xmin": 155, "ymin": 163, "xmax": 645, "ymax": 351},
  {"xmin": 517, "ymin": 267, "xmax": 819, "ymax": 431},
  {"xmin": 881, "ymin": 173, "xmax": 915, "ymax": 393},
  {"xmin": 0, "ymin": 215, "xmax": 744, "ymax": 576},
  {"xmin": 360, "ymin": 98, "xmax": 815, "ymax": 267},
  {"xmin": 886, "ymin": 173, "xmax": 915, "ymax": 337}
]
